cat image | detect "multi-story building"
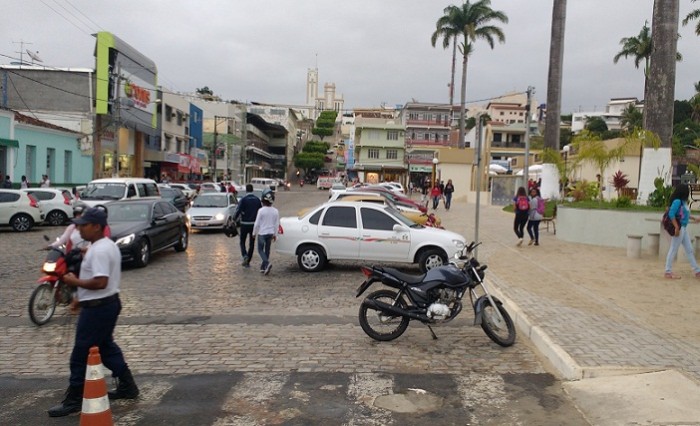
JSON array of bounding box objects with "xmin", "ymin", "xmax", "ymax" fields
[
  {"xmin": 571, "ymin": 97, "xmax": 641, "ymax": 134},
  {"xmin": 352, "ymin": 117, "xmax": 406, "ymax": 184}
]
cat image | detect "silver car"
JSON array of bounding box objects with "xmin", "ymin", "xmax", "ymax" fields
[{"xmin": 186, "ymin": 192, "xmax": 238, "ymax": 230}]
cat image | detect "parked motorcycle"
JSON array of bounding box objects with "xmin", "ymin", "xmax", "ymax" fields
[
  {"xmin": 355, "ymin": 242, "xmax": 516, "ymax": 347},
  {"xmin": 28, "ymin": 236, "xmax": 83, "ymax": 326}
]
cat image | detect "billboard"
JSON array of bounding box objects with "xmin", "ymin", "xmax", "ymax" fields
[{"xmin": 94, "ymin": 32, "xmax": 157, "ymax": 136}]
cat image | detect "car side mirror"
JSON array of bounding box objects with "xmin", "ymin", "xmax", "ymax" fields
[{"xmin": 392, "ymin": 224, "xmax": 408, "ymax": 233}]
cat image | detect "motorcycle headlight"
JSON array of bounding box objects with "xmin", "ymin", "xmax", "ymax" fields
[
  {"xmin": 43, "ymin": 262, "xmax": 57, "ymax": 273},
  {"xmin": 116, "ymin": 233, "xmax": 135, "ymax": 247},
  {"xmin": 215, "ymin": 213, "xmax": 225, "ymax": 221},
  {"xmin": 452, "ymin": 240, "xmax": 465, "ymax": 249}
]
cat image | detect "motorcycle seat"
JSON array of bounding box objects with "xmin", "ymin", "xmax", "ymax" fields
[{"xmin": 381, "ymin": 267, "xmax": 426, "ymax": 285}]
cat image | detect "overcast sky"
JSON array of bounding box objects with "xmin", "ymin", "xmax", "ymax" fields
[{"xmin": 2, "ymin": 0, "xmax": 699, "ymax": 114}]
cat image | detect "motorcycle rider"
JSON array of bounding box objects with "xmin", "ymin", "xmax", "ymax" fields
[
  {"xmin": 48, "ymin": 205, "xmax": 87, "ymax": 251},
  {"xmin": 233, "ymin": 184, "xmax": 262, "ymax": 267}
]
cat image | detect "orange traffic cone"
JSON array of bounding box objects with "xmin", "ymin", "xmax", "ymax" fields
[{"xmin": 80, "ymin": 346, "xmax": 113, "ymax": 426}]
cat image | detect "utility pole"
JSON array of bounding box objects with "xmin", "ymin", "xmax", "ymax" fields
[
  {"xmin": 212, "ymin": 116, "xmax": 219, "ymax": 182},
  {"xmin": 474, "ymin": 113, "xmax": 484, "ymax": 258},
  {"xmin": 523, "ymin": 86, "xmax": 534, "ymax": 186}
]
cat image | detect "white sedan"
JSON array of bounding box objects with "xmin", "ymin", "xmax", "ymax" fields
[
  {"xmin": 186, "ymin": 192, "xmax": 238, "ymax": 230},
  {"xmin": 276, "ymin": 201, "xmax": 466, "ymax": 272}
]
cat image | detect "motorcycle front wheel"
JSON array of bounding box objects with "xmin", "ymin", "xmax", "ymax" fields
[
  {"xmin": 480, "ymin": 300, "xmax": 516, "ymax": 347},
  {"xmin": 29, "ymin": 282, "xmax": 58, "ymax": 326},
  {"xmin": 358, "ymin": 289, "xmax": 410, "ymax": 341}
]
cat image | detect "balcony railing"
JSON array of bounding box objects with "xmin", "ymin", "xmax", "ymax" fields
[
  {"xmin": 491, "ymin": 141, "xmax": 524, "ymax": 148},
  {"xmin": 405, "ymin": 118, "xmax": 450, "ymax": 127},
  {"xmin": 406, "ymin": 139, "xmax": 452, "ymax": 147}
]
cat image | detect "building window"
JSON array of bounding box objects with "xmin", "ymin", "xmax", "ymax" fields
[
  {"xmin": 386, "ymin": 149, "xmax": 398, "ymax": 160},
  {"xmin": 512, "ymin": 134, "xmax": 521, "ymax": 143},
  {"xmin": 46, "ymin": 148, "xmax": 55, "ymax": 181},
  {"xmin": 367, "ymin": 130, "xmax": 380, "ymax": 139},
  {"xmin": 368, "ymin": 148, "xmax": 379, "ymax": 159},
  {"xmin": 64, "ymin": 151, "xmax": 72, "ymax": 182},
  {"xmin": 493, "ymin": 133, "xmax": 502, "ymax": 142},
  {"xmin": 26, "ymin": 145, "xmax": 35, "ymax": 181},
  {"xmin": 165, "ymin": 105, "xmax": 172, "ymax": 122},
  {"xmin": 387, "ymin": 130, "xmax": 398, "ymax": 140}
]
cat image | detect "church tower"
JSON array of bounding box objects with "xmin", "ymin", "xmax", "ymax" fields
[{"xmin": 306, "ymin": 68, "xmax": 318, "ymax": 107}]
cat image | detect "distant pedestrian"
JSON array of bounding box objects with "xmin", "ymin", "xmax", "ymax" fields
[
  {"xmin": 526, "ymin": 187, "xmax": 544, "ymax": 246},
  {"xmin": 664, "ymin": 184, "xmax": 700, "ymax": 279},
  {"xmin": 430, "ymin": 183, "xmax": 442, "ymax": 210},
  {"xmin": 443, "ymin": 179, "xmax": 454, "ymax": 210},
  {"xmin": 2, "ymin": 175, "xmax": 12, "ymax": 188},
  {"xmin": 234, "ymin": 184, "xmax": 262, "ymax": 267},
  {"xmin": 513, "ymin": 186, "xmax": 529, "ymax": 247},
  {"xmin": 40, "ymin": 174, "xmax": 50, "ymax": 187},
  {"xmin": 253, "ymin": 189, "xmax": 279, "ymax": 275},
  {"xmin": 20, "ymin": 175, "xmax": 29, "ymax": 189}
]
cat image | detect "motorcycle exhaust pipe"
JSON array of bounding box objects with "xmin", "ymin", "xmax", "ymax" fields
[{"xmin": 362, "ymin": 298, "xmax": 428, "ymax": 321}]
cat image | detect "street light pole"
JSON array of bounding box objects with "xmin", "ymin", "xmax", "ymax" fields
[
  {"xmin": 431, "ymin": 156, "xmax": 439, "ymax": 187},
  {"xmin": 562, "ymin": 144, "xmax": 570, "ymax": 199}
]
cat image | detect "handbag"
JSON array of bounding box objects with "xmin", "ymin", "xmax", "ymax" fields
[{"xmin": 662, "ymin": 208, "xmax": 677, "ymax": 236}]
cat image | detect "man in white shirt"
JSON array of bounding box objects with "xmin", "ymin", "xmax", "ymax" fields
[
  {"xmin": 40, "ymin": 174, "xmax": 50, "ymax": 187},
  {"xmin": 48, "ymin": 208, "xmax": 139, "ymax": 417},
  {"xmin": 253, "ymin": 189, "xmax": 279, "ymax": 275}
]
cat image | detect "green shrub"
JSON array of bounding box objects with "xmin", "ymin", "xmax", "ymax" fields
[
  {"xmin": 615, "ymin": 196, "xmax": 632, "ymax": 208},
  {"xmin": 647, "ymin": 177, "xmax": 673, "ymax": 207}
]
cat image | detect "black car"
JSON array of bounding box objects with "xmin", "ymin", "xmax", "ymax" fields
[
  {"xmin": 106, "ymin": 199, "xmax": 189, "ymax": 268},
  {"xmin": 159, "ymin": 187, "xmax": 189, "ymax": 212}
]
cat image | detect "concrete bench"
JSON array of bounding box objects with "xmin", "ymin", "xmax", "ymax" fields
[
  {"xmin": 647, "ymin": 232, "xmax": 660, "ymax": 256},
  {"xmin": 626, "ymin": 234, "xmax": 643, "ymax": 259}
]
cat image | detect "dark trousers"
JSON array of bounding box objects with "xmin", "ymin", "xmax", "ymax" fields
[
  {"xmin": 444, "ymin": 193, "xmax": 452, "ymax": 210},
  {"xmin": 257, "ymin": 234, "xmax": 273, "ymax": 270},
  {"xmin": 239, "ymin": 224, "xmax": 256, "ymax": 260},
  {"xmin": 432, "ymin": 196, "xmax": 441, "ymax": 210},
  {"xmin": 514, "ymin": 211, "xmax": 529, "ymax": 239},
  {"xmin": 69, "ymin": 297, "xmax": 127, "ymax": 387},
  {"xmin": 527, "ymin": 219, "xmax": 541, "ymax": 243}
]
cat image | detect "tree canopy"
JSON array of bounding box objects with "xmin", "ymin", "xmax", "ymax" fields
[{"xmin": 312, "ymin": 111, "xmax": 338, "ymax": 141}]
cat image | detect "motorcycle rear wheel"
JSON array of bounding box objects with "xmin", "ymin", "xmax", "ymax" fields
[
  {"xmin": 358, "ymin": 289, "xmax": 410, "ymax": 341},
  {"xmin": 480, "ymin": 300, "xmax": 516, "ymax": 347},
  {"xmin": 29, "ymin": 282, "xmax": 58, "ymax": 326}
]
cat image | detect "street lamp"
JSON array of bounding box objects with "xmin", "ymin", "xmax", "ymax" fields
[
  {"xmin": 431, "ymin": 156, "xmax": 439, "ymax": 187},
  {"xmin": 562, "ymin": 145, "xmax": 570, "ymax": 197}
]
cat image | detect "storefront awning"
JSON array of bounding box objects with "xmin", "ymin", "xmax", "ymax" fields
[{"xmin": 0, "ymin": 138, "xmax": 19, "ymax": 148}]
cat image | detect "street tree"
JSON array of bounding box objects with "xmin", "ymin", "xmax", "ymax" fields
[
  {"xmin": 584, "ymin": 116, "xmax": 608, "ymax": 135},
  {"xmin": 312, "ymin": 111, "xmax": 337, "ymax": 141},
  {"xmin": 431, "ymin": 0, "xmax": 508, "ymax": 149},
  {"xmin": 294, "ymin": 152, "xmax": 324, "ymax": 174},
  {"xmin": 544, "ymin": 0, "xmax": 567, "ymax": 152},
  {"xmin": 571, "ymin": 130, "xmax": 630, "ymax": 200},
  {"xmin": 430, "ymin": 7, "xmax": 460, "ymax": 105},
  {"xmin": 620, "ymin": 104, "xmax": 644, "ymax": 133},
  {"xmin": 682, "ymin": 0, "xmax": 700, "ymax": 35}
]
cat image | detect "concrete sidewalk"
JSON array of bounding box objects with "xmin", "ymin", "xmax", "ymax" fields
[{"xmin": 435, "ymin": 199, "xmax": 700, "ymax": 425}]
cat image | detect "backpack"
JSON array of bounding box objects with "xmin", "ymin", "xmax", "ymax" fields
[
  {"xmin": 662, "ymin": 207, "xmax": 678, "ymax": 236},
  {"xmin": 536, "ymin": 197, "xmax": 545, "ymax": 215},
  {"xmin": 516, "ymin": 196, "xmax": 530, "ymax": 211}
]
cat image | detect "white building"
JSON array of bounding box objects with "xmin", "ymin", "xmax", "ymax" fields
[{"xmin": 571, "ymin": 97, "xmax": 642, "ymax": 134}]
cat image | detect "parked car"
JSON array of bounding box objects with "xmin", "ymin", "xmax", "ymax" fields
[
  {"xmin": 186, "ymin": 192, "xmax": 238, "ymax": 230},
  {"xmin": 158, "ymin": 187, "xmax": 189, "ymax": 212},
  {"xmin": 276, "ymin": 201, "xmax": 465, "ymax": 273},
  {"xmin": 107, "ymin": 199, "xmax": 189, "ymax": 268},
  {"xmin": 328, "ymin": 182, "xmax": 347, "ymax": 198},
  {"xmin": 250, "ymin": 178, "xmax": 278, "ymax": 192},
  {"xmin": 167, "ymin": 183, "xmax": 197, "ymax": 200},
  {"xmin": 0, "ymin": 189, "xmax": 44, "ymax": 232},
  {"xmin": 339, "ymin": 195, "xmax": 441, "ymax": 227},
  {"xmin": 351, "ymin": 186, "xmax": 427, "ymax": 213},
  {"xmin": 21, "ymin": 188, "xmax": 74, "ymax": 226},
  {"xmin": 199, "ymin": 182, "xmax": 225, "ymax": 193},
  {"xmin": 79, "ymin": 178, "xmax": 160, "ymax": 209}
]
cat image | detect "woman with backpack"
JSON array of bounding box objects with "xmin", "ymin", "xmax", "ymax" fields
[
  {"xmin": 664, "ymin": 183, "xmax": 700, "ymax": 279},
  {"xmin": 527, "ymin": 187, "xmax": 544, "ymax": 246},
  {"xmin": 513, "ymin": 186, "xmax": 529, "ymax": 246}
]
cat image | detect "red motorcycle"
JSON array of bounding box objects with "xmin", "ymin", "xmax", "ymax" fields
[{"xmin": 28, "ymin": 237, "xmax": 83, "ymax": 326}]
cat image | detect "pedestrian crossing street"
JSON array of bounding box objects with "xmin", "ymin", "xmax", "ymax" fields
[{"xmin": 1, "ymin": 370, "xmax": 531, "ymax": 425}]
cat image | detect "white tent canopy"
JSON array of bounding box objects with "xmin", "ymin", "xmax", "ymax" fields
[
  {"xmin": 515, "ymin": 164, "xmax": 544, "ymax": 176},
  {"xmin": 489, "ymin": 164, "xmax": 508, "ymax": 174}
]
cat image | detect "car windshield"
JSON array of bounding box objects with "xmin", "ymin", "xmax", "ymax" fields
[
  {"xmin": 384, "ymin": 206, "xmax": 420, "ymax": 228},
  {"xmin": 81, "ymin": 183, "xmax": 125, "ymax": 200},
  {"xmin": 107, "ymin": 204, "xmax": 151, "ymax": 222},
  {"xmin": 159, "ymin": 188, "xmax": 176, "ymax": 199},
  {"xmin": 192, "ymin": 195, "xmax": 228, "ymax": 208}
]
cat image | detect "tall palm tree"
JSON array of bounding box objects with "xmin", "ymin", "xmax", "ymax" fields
[
  {"xmin": 619, "ymin": 104, "xmax": 644, "ymax": 132},
  {"xmin": 613, "ymin": 21, "xmax": 682, "ymax": 99},
  {"xmin": 432, "ymin": 1, "xmax": 508, "ymax": 149},
  {"xmin": 544, "ymin": 0, "xmax": 567, "ymax": 152},
  {"xmin": 682, "ymin": 0, "xmax": 700, "ymax": 35},
  {"xmin": 431, "ymin": 8, "xmax": 459, "ymax": 106}
]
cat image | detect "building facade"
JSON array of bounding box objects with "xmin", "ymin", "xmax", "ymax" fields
[{"xmin": 353, "ymin": 117, "xmax": 406, "ymax": 184}]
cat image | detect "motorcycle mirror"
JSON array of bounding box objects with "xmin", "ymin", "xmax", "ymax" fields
[{"xmin": 43, "ymin": 235, "xmax": 50, "ymax": 242}]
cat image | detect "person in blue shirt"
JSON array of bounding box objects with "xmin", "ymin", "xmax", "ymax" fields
[
  {"xmin": 233, "ymin": 184, "xmax": 263, "ymax": 267},
  {"xmin": 664, "ymin": 183, "xmax": 700, "ymax": 279}
]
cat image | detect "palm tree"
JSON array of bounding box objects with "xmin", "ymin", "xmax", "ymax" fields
[
  {"xmin": 619, "ymin": 104, "xmax": 644, "ymax": 133},
  {"xmin": 613, "ymin": 21, "xmax": 682, "ymax": 100},
  {"xmin": 431, "ymin": 8, "xmax": 459, "ymax": 106},
  {"xmin": 683, "ymin": 0, "xmax": 700, "ymax": 35},
  {"xmin": 432, "ymin": 1, "xmax": 508, "ymax": 149},
  {"xmin": 543, "ymin": 0, "xmax": 567, "ymax": 152}
]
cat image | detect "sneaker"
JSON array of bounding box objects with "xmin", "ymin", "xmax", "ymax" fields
[
  {"xmin": 264, "ymin": 264, "xmax": 272, "ymax": 275},
  {"xmin": 517, "ymin": 238, "xmax": 523, "ymax": 247},
  {"xmin": 695, "ymin": 271, "xmax": 700, "ymax": 279},
  {"xmin": 528, "ymin": 239, "xmax": 535, "ymax": 246},
  {"xmin": 664, "ymin": 272, "xmax": 681, "ymax": 279},
  {"xmin": 534, "ymin": 242, "xmax": 539, "ymax": 246}
]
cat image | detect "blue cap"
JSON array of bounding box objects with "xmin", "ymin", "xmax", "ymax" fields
[{"xmin": 72, "ymin": 207, "xmax": 108, "ymax": 226}]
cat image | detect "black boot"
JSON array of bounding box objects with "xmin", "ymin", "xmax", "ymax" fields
[
  {"xmin": 108, "ymin": 368, "xmax": 139, "ymax": 400},
  {"xmin": 47, "ymin": 385, "xmax": 83, "ymax": 417}
]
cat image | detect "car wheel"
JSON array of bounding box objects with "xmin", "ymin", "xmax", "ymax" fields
[
  {"xmin": 134, "ymin": 239, "xmax": 150, "ymax": 268},
  {"xmin": 11, "ymin": 214, "xmax": 33, "ymax": 232},
  {"xmin": 174, "ymin": 227, "xmax": 188, "ymax": 252},
  {"xmin": 417, "ymin": 248, "xmax": 446, "ymax": 273},
  {"xmin": 297, "ymin": 244, "xmax": 327, "ymax": 272},
  {"xmin": 46, "ymin": 210, "xmax": 68, "ymax": 226}
]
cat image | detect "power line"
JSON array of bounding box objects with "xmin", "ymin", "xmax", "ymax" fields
[
  {"xmin": 39, "ymin": 0, "xmax": 92, "ymax": 35},
  {"xmin": 62, "ymin": 0, "xmax": 104, "ymax": 32}
]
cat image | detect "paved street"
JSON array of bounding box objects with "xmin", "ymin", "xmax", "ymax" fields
[{"xmin": 0, "ymin": 187, "xmax": 587, "ymax": 425}]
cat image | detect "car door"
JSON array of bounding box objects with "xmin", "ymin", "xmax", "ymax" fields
[
  {"xmin": 159, "ymin": 201, "xmax": 181, "ymax": 244},
  {"xmin": 359, "ymin": 206, "xmax": 410, "ymax": 261},
  {"xmin": 226, "ymin": 193, "xmax": 237, "ymax": 221},
  {"xmin": 317, "ymin": 205, "xmax": 360, "ymax": 259},
  {"xmin": 150, "ymin": 202, "xmax": 171, "ymax": 250},
  {"xmin": 0, "ymin": 191, "xmax": 17, "ymax": 224}
]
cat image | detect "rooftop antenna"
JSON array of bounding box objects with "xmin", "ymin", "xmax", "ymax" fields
[
  {"xmin": 12, "ymin": 40, "xmax": 33, "ymax": 67},
  {"xmin": 26, "ymin": 49, "xmax": 43, "ymax": 65}
]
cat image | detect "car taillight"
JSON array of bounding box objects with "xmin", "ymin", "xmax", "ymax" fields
[
  {"xmin": 28, "ymin": 194, "xmax": 39, "ymax": 208},
  {"xmin": 62, "ymin": 193, "xmax": 71, "ymax": 205}
]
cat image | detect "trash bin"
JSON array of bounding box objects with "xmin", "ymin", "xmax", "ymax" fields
[{"xmin": 681, "ymin": 172, "xmax": 696, "ymax": 185}]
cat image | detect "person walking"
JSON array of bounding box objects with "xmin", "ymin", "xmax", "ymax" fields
[
  {"xmin": 526, "ymin": 187, "xmax": 544, "ymax": 246},
  {"xmin": 2, "ymin": 175, "xmax": 12, "ymax": 188},
  {"xmin": 513, "ymin": 186, "xmax": 530, "ymax": 247},
  {"xmin": 253, "ymin": 189, "xmax": 279, "ymax": 275},
  {"xmin": 234, "ymin": 184, "xmax": 262, "ymax": 267},
  {"xmin": 20, "ymin": 175, "xmax": 29, "ymax": 189},
  {"xmin": 430, "ymin": 183, "xmax": 442, "ymax": 210},
  {"xmin": 48, "ymin": 208, "xmax": 138, "ymax": 417},
  {"xmin": 443, "ymin": 179, "xmax": 455, "ymax": 210},
  {"xmin": 664, "ymin": 183, "xmax": 700, "ymax": 279}
]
